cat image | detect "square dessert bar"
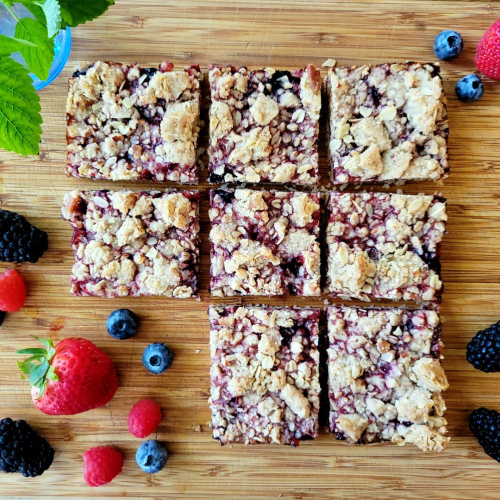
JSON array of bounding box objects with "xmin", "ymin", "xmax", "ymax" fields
[
  {"xmin": 67, "ymin": 61, "xmax": 201, "ymax": 183},
  {"xmin": 209, "ymin": 305, "xmax": 320, "ymax": 445},
  {"xmin": 327, "ymin": 306, "xmax": 449, "ymax": 452},
  {"xmin": 326, "ymin": 62, "xmax": 449, "ymax": 184},
  {"xmin": 209, "ymin": 188, "xmax": 321, "ymax": 296},
  {"xmin": 326, "ymin": 191, "xmax": 447, "ymax": 302},
  {"xmin": 61, "ymin": 189, "xmax": 200, "ymax": 298},
  {"xmin": 208, "ymin": 65, "xmax": 322, "ymax": 185}
]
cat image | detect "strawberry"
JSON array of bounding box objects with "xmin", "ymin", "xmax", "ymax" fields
[
  {"xmin": 0, "ymin": 269, "xmax": 26, "ymax": 312},
  {"xmin": 17, "ymin": 337, "xmax": 118, "ymax": 415},
  {"xmin": 475, "ymin": 19, "xmax": 500, "ymax": 80}
]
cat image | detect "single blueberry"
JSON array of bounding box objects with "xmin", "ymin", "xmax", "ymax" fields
[
  {"xmin": 142, "ymin": 343, "xmax": 174, "ymax": 374},
  {"xmin": 434, "ymin": 30, "xmax": 463, "ymax": 61},
  {"xmin": 106, "ymin": 309, "xmax": 139, "ymax": 340},
  {"xmin": 136, "ymin": 440, "xmax": 168, "ymax": 473},
  {"xmin": 456, "ymin": 74, "xmax": 484, "ymax": 103}
]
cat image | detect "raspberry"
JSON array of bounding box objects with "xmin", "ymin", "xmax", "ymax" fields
[
  {"xmin": 0, "ymin": 209, "xmax": 48, "ymax": 263},
  {"xmin": 128, "ymin": 399, "xmax": 162, "ymax": 438},
  {"xmin": 83, "ymin": 446, "xmax": 123, "ymax": 487},
  {"xmin": 0, "ymin": 269, "xmax": 26, "ymax": 312},
  {"xmin": 475, "ymin": 20, "xmax": 500, "ymax": 81}
]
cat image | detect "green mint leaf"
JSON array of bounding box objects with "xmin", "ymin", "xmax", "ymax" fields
[
  {"xmin": 0, "ymin": 35, "xmax": 38, "ymax": 56},
  {"xmin": 14, "ymin": 0, "xmax": 47, "ymax": 25},
  {"xmin": 0, "ymin": 57, "xmax": 42, "ymax": 156},
  {"xmin": 29, "ymin": 359, "xmax": 49, "ymax": 385},
  {"xmin": 58, "ymin": 0, "xmax": 114, "ymax": 28},
  {"xmin": 36, "ymin": 0, "xmax": 62, "ymax": 38},
  {"xmin": 15, "ymin": 18, "xmax": 54, "ymax": 81}
]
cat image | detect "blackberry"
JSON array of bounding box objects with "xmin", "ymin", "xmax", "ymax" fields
[
  {"xmin": 469, "ymin": 408, "xmax": 500, "ymax": 462},
  {"xmin": 0, "ymin": 209, "xmax": 48, "ymax": 263},
  {"xmin": 0, "ymin": 418, "xmax": 54, "ymax": 477},
  {"xmin": 466, "ymin": 321, "xmax": 500, "ymax": 372}
]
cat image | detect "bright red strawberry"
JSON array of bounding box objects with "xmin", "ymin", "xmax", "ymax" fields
[
  {"xmin": 17, "ymin": 337, "xmax": 118, "ymax": 415},
  {"xmin": 128, "ymin": 399, "xmax": 162, "ymax": 438},
  {"xmin": 0, "ymin": 269, "xmax": 26, "ymax": 312},
  {"xmin": 475, "ymin": 19, "xmax": 500, "ymax": 80},
  {"xmin": 83, "ymin": 446, "xmax": 123, "ymax": 487}
]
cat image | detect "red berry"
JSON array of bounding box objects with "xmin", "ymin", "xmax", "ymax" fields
[
  {"xmin": 0, "ymin": 269, "xmax": 26, "ymax": 312},
  {"xmin": 83, "ymin": 446, "xmax": 123, "ymax": 487},
  {"xmin": 128, "ymin": 399, "xmax": 162, "ymax": 438},
  {"xmin": 475, "ymin": 19, "xmax": 500, "ymax": 81}
]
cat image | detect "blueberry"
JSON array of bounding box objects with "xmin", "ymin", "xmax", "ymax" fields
[
  {"xmin": 456, "ymin": 74, "xmax": 484, "ymax": 103},
  {"xmin": 135, "ymin": 440, "xmax": 168, "ymax": 473},
  {"xmin": 106, "ymin": 309, "xmax": 139, "ymax": 340},
  {"xmin": 142, "ymin": 343, "xmax": 174, "ymax": 374},
  {"xmin": 434, "ymin": 30, "xmax": 463, "ymax": 60}
]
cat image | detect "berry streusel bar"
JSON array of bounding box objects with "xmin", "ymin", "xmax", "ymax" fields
[
  {"xmin": 67, "ymin": 61, "xmax": 201, "ymax": 183},
  {"xmin": 209, "ymin": 189, "xmax": 321, "ymax": 296},
  {"xmin": 326, "ymin": 62, "xmax": 449, "ymax": 185},
  {"xmin": 62, "ymin": 190, "xmax": 200, "ymax": 298},
  {"xmin": 208, "ymin": 65, "xmax": 322, "ymax": 185},
  {"xmin": 326, "ymin": 191, "xmax": 447, "ymax": 302},
  {"xmin": 327, "ymin": 306, "xmax": 449, "ymax": 452},
  {"xmin": 209, "ymin": 305, "xmax": 320, "ymax": 445}
]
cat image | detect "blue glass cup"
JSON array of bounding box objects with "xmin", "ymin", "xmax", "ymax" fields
[{"xmin": 0, "ymin": 3, "xmax": 71, "ymax": 90}]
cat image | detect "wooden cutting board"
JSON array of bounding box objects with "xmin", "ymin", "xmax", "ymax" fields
[{"xmin": 1, "ymin": 0, "xmax": 500, "ymax": 498}]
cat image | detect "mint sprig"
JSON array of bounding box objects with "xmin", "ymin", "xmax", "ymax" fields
[
  {"xmin": 0, "ymin": 0, "xmax": 116, "ymax": 156},
  {"xmin": 17, "ymin": 337, "xmax": 59, "ymax": 399},
  {"xmin": 15, "ymin": 18, "xmax": 54, "ymax": 80},
  {"xmin": 0, "ymin": 57, "xmax": 42, "ymax": 155}
]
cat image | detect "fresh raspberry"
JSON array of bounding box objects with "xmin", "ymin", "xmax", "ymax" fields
[
  {"xmin": 475, "ymin": 20, "xmax": 500, "ymax": 80},
  {"xmin": 0, "ymin": 269, "xmax": 26, "ymax": 312},
  {"xmin": 128, "ymin": 399, "xmax": 162, "ymax": 438},
  {"xmin": 83, "ymin": 446, "xmax": 123, "ymax": 487}
]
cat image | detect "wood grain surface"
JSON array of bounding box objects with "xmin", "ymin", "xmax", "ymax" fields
[{"xmin": 1, "ymin": 0, "xmax": 500, "ymax": 498}]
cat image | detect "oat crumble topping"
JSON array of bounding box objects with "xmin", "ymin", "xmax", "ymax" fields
[
  {"xmin": 209, "ymin": 189, "xmax": 321, "ymax": 297},
  {"xmin": 326, "ymin": 191, "xmax": 447, "ymax": 302},
  {"xmin": 62, "ymin": 189, "xmax": 200, "ymax": 298},
  {"xmin": 326, "ymin": 62, "xmax": 449, "ymax": 185},
  {"xmin": 208, "ymin": 65, "xmax": 322, "ymax": 185},
  {"xmin": 209, "ymin": 305, "xmax": 320, "ymax": 445},
  {"xmin": 66, "ymin": 61, "xmax": 202, "ymax": 183},
  {"xmin": 327, "ymin": 306, "xmax": 449, "ymax": 452}
]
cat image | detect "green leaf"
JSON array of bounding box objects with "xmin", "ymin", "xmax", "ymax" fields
[
  {"xmin": 34, "ymin": 377, "xmax": 47, "ymax": 399},
  {"xmin": 29, "ymin": 359, "xmax": 49, "ymax": 385},
  {"xmin": 16, "ymin": 347, "xmax": 47, "ymax": 355},
  {"xmin": 36, "ymin": 0, "xmax": 62, "ymax": 38},
  {"xmin": 0, "ymin": 57, "xmax": 42, "ymax": 156},
  {"xmin": 46, "ymin": 365, "xmax": 59, "ymax": 381},
  {"xmin": 14, "ymin": 0, "xmax": 47, "ymax": 25},
  {"xmin": 0, "ymin": 35, "xmax": 38, "ymax": 56},
  {"xmin": 18, "ymin": 360, "xmax": 37, "ymax": 375},
  {"xmin": 15, "ymin": 18, "xmax": 54, "ymax": 81},
  {"xmin": 58, "ymin": 0, "xmax": 114, "ymax": 28}
]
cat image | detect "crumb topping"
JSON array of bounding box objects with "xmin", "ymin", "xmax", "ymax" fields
[
  {"xmin": 208, "ymin": 65, "xmax": 321, "ymax": 185},
  {"xmin": 210, "ymin": 305, "xmax": 320, "ymax": 445},
  {"xmin": 62, "ymin": 189, "xmax": 200, "ymax": 298},
  {"xmin": 67, "ymin": 61, "xmax": 202, "ymax": 183},
  {"xmin": 209, "ymin": 189, "xmax": 321, "ymax": 297},
  {"xmin": 326, "ymin": 62, "xmax": 449, "ymax": 184},
  {"xmin": 326, "ymin": 191, "xmax": 447, "ymax": 302},
  {"xmin": 327, "ymin": 306, "xmax": 449, "ymax": 452}
]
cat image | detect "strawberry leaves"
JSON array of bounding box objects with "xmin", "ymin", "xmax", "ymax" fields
[{"xmin": 17, "ymin": 337, "xmax": 58, "ymax": 399}]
